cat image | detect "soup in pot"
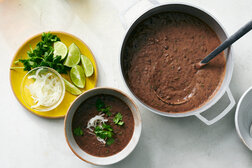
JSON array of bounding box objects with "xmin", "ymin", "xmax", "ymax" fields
[{"xmin": 123, "ymin": 12, "xmax": 226, "ymax": 113}]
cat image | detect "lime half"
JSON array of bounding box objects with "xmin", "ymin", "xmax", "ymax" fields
[
  {"xmin": 70, "ymin": 65, "xmax": 86, "ymax": 88},
  {"xmin": 53, "ymin": 41, "xmax": 68, "ymax": 59},
  {"xmin": 64, "ymin": 43, "xmax": 80, "ymax": 67},
  {"xmin": 62, "ymin": 78, "xmax": 82, "ymax": 95},
  {"xmin": 81, "ymin": 55, "xmax": 94, "ymax": 77}
]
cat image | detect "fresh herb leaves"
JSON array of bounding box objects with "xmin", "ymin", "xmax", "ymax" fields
[
  {"xmin": 17, "ymin": 32, "xmax": 68, "ymax": 74},
  {"xmin": 113, "ymin": 113, "xmax": 124, "ymax": 126},
  {"xmin": 94, "ymin": 124, "xmax": 114, "ymax": 145},
  {"xmin": 106, "ymin": 138, "xmax": 115, "ymax": 146},
  {"xmin": 96, "ymin": 99, "xmax": 112, "ymax": 116},
  {"xmin": 92, "ymin": 98, "xmax": 125, "ymax": 145},
  {"xmin": 101, "ymin": 106, "xmax": 112, "ymax": 116},
  {"xmin": 96, "ymin": 98, "xmax": 105, "ymax": 110},
  {"xmin": 73, "ymin": 127, "xmax": 84, "ymax": 136}
]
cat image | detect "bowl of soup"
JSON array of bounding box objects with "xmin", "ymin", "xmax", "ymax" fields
[{"xmin": 64, "ymin": 87, "xmax": 141, "ymax": 165}]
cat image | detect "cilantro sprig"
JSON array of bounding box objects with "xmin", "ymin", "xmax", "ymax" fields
[
  {"xmin": 96, "ymin": 99, "xmax": 112, "ymax": 116},
  {"xmin": 113, "ymin": 113, "xmax": 124, "ymax": 126},
  {"xmin": 92, "ymin": 98, "xmax": 125, "ymax": 145},
  {"xmin": 73, "ymin": 127, "xmax": 84, "ymax": 136},
  {"xmin": 12, "ymin": 32, "xmax": 69, "ymax": 74},
  {"xmin": 94, "ymin": 124, "xmax": 114, "ymax": 145}
]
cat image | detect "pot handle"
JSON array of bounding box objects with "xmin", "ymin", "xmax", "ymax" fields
[
  {"xmin": 195, "ymin": 87, "xmax": 235, "ymax": 125},
  {"xmin": 120, "ymin": 0, "xmax": 160, "ymax": 30}
]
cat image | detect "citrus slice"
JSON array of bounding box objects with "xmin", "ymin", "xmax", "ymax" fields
[
  {"xmin": 81, "ymin": 55, "xmax": 94, "ymax": 77},
  {"xmin": 64, "ymin": 43, "xmax": 80, "ymax": 67},
  {"xmin": 53, "ymin": 41, "xmax": 68, "ymax": 59},
  {"xmin": 62, "ymin": 78, "xmax": 82, "ymax": 95},
  {"xmin": 70, "ymin": 65, "xmax": 86, "ymax": 88}
]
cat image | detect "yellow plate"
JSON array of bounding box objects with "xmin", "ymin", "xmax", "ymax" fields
[{"xmin": 10, "ymin": 31, "xmax": 98, "ymax": 118}]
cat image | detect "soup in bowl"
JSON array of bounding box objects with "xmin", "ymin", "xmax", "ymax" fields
[{"xmin": 64, "ymin": 87, "xmax": 141, "ymax": 165}]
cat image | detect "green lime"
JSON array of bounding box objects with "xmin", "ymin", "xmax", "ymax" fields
[
  {"xmin": 53, "ymin": 41, "xmax": 68, "ymax": 59},
  {"xmin": 70, "ymin": 65, "xmax": 86, "ymax": 88},
  {"xmin": 64, "ymin": 43, "xmax": 80, "ymax": 67},
  {"xmin": 62, "ymin": 78, "xmax": 82, "ymax": 95},
  {"xmin": 80, "ymin": 55, "xmax": 94, "ymax": 77}
]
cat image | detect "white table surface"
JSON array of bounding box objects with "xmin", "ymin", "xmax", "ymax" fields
[{"xmin": 1, "ymin": 0, "xmax": 252, "ymax": 167}]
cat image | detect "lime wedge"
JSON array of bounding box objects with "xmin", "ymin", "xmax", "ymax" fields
[
  {"xmin": 80, "ymin": 55, "xmax": 94, "ymax": 77},
  {"xmin": 70, "ymin": 65, "xmax": 86, "ymax": 88},
  {"xmin": 64, "ymin": 43, "xmax": 80, "ymax": 67},
  {"xmin": 53, "ymin": 41, "xmax": 68, "ymax": 59},
  {"xmin": 62, "ymin": 78, "xmax": 82, "ymax": 95}
]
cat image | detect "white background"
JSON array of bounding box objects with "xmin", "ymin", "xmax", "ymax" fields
[{"xmin": 1, "ymin": 0, "xmax": 252, "ymax": 167}]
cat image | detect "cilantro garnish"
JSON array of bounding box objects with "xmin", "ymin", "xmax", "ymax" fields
[
  {"xmin": 96, "ymin": 98, "xmax": 105, "ymax": 110},
  {"xmin": 96, "ymin": 99, "xmax": 112, "ymax": 116},
  {"xmin": 106, "ymin": 138, "xmax": 115, "ymax": 146},
  {"xmin": 94, "ymin": 124, "xmax": 114, "ymax": 145},
  {"xmin": 73, "ymin": 127, "xmax": 84, "ymax": 136},
  {"xmin": 13, "ymin": 32, "xmax": 69, "ymax": 74},
  {"xmin": 101, "ymin": 106, "xmax": 112, "ymax": 116},
  {"xmin": 113, "ymin": 113, "xmax": 124, "ymax": 126}
]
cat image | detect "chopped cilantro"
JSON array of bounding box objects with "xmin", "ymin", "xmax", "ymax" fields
[
  {"xmin": 106, "ymin": 138, "xmax": 115, "ymax": 146},
  {"xmin": 117, "ymin": 121, "xmax": 124, "ymax": 126},
  {"xmin": 113, "ymin": 113, "xmax": 124, "ymax": 126},
  {"xmin": 96, "ymin": 98, "xmax": 105, "ymax": 110},
  {"xmin": 94, "ymin": 124, "xmax": 114, "ymax": 145},
  {"xmin": 73, "ymin": 127, "xmax": 84, "ymax": 136},
  {"xmin": 96, "ymin": 99, "xmax": 112, "ymax": 116},
  {"xmin": 101, "ymin": 106, "xmax": 112, "ymax": 116}
]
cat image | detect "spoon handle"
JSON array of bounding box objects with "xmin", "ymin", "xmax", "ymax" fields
[{"xmin": 201, "ymin": 20, "xmax": 252, "ymax": 64}]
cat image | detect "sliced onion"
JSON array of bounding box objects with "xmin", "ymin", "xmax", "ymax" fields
[
  {"xmin": 87, "ymin": 114, "xmax": 108, "ymax": 131},
  {"xmin": 26, "ymin": 69, "xmax": 63, "ymax": 109},
  {"xmin": 86, "ymin": 114, "xmax": 108, "ymax": 144}
]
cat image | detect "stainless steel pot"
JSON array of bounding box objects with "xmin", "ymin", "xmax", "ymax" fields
[{"xmin": 119, "ymin": 0, "xmax": 235, "ymax": 125}]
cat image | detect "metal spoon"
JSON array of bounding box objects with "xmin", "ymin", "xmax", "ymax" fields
[{"xmin": 196, "ymin": 20, "xmax": 252, "ymax": 69}]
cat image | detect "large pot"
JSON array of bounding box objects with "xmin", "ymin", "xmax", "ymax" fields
[{"xmin": 119, "ymin": 0, "xmax": 235, "ymax": 125}]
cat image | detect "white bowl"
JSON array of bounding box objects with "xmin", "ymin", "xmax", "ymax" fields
[
  {"xmin": 64, "ymin": 87, "xmax": 142, "ymax": 165},
  {"xmin": 235, "ymin": 86, "xmax": 252, "ymax": 150}
]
